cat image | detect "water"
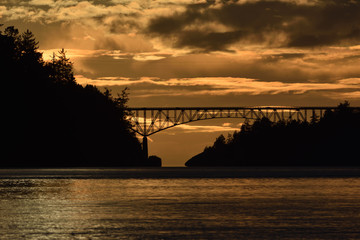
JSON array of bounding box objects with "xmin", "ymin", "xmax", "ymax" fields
[{"xmin": 1, "ymin": 168, "xmax": 360, "ymax": 239}]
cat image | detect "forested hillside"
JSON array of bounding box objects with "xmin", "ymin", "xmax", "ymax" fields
[
  {"xmin": 186, "ymin": 102, "xmax": 360, "ymax": 167},
  {"xmin": 2, "ymin": 26, "xmax": 146, "ymax": 167}
]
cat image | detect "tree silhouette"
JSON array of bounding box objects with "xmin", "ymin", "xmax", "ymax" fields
[
  {"xmin": 186, "ymin": 102, "xmax": 360, "ymax": 167},
  {"xmin": 2, "ymin": 25, "xmax": 147, "ymax": 167},
  {"xmin": 19, "ymin": 30, "xmax": 42, "ymax": 62},
  {"xmin": 47, "ymin": 49, "xmax": 75, "ymax": 84},
  {"xmin": 213, "ymin": 134, "xmax": 226, "ymax": 149}
]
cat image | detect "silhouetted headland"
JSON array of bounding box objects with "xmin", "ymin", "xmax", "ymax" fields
[
  {"xmin": 186, "ymin": 102, "xmax": 360, "ymax": 167},
  {"xmin": 2, "ymin": 25, "xmax": 157, "ymax": 167}
]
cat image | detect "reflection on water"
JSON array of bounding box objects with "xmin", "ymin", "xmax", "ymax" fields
[{"xmin": 0, "ymin": 170, "xmax": 360, "ymax": 239}]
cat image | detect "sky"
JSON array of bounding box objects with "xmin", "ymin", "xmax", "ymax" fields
[{"xmin": 2, "ymin": 0, "xmax": 360, "ymax": 166}]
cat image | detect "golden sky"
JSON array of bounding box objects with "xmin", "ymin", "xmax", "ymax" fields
[{"xmin": 2, "ymin": 0, "xmax": 360, "ymax": 166}]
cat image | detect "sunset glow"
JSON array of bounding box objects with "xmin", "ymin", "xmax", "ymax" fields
[{"xmin": 3, "ymin": 0, "xmax": 360, "ymax": 165}]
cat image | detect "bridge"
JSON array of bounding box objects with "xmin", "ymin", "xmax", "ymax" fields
[{"xmin": 127, "ymin": 106, "xmax": 349, "ymax": 159}]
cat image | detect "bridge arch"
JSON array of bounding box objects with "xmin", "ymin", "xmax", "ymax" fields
[
  {"xmin": 131, "ymin": 115, "xmax": 252, "ymax": 136},
  {"xmin": 128, "ymin": 107, "xmax": 332, "ymax": 137}
]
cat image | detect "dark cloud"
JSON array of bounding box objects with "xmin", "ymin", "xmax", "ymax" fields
[
  {"xmin": 176, "ymin": 30, "xmax": 244, "ymax": 52},
  {"xmin": 107, "ymin": 18, "xmax": 140, "ymax": 34},
  {"xmin": 262, "ymin": 53, "xmax": 307, "ymax": 62},
  {"xmin": 146, "ymin": 0, "xmax": 360, "ymax": 51},
  {"xmin": 77, "ymin": 52, "xmax": 330, "ymax": 83},
  {"xmin": 147, "ymin": 2, "xmax": 210, "ymax": 34}
]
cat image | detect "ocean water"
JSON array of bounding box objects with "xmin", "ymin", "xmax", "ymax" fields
[{"xmin": 0, "ymin": 168, "xmax": 360, "ymax": 239}]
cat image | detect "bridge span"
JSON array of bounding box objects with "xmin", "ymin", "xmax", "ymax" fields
[{"xmin": 127, "ymin": 106, "xmax": 351, "ymax": 159}]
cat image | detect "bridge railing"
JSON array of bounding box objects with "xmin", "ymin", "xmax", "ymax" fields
[{"xmin": 127, "ymin": 107, "xmax": 343, "ymax": 136}]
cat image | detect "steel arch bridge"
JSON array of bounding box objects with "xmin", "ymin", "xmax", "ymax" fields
[
  {"xmin": 128, "ymin": 107, "xmax": 337, "ymax": 136},
  {"xmin": 127, "ymin": 106, "xmax": 351, "ymax": 158}
]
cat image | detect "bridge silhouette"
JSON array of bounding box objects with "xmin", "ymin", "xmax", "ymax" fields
[{"xmin": 127, "ymin": 106, "xmax": 350, "ymax": 159}]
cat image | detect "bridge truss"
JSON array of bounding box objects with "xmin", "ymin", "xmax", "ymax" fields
[{"xmin": 128, "ymin": 107, "xmax": 338, "ymax": 137}]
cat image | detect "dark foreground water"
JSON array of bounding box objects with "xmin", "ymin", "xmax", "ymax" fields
[{"xmin": 0, "ymin": 168, "xmax": 360, "ymax": 239}]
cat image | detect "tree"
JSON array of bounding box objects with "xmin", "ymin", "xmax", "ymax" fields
[
  {"xmin": 47, "ymin": 48, "xmax": 75, "ymax": 84},
  {"xmin": 19, "ymin": 30, "xmax": 42, "ymax": 61},
  {"xmin": 213, "ymin": 134, "xmax": 226, "ymax": 150},
  {"xmin": 240, "ymin": 119, "xmax": 252, "ymax": 132}
]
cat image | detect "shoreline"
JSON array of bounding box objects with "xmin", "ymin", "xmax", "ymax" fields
[{"xmin": 1, "ymin": 167, "xmax": 360, "ymax": 179}]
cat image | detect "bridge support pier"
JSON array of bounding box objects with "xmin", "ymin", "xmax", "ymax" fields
[{"xmin": 142, "ymin": 136, "xmax": 148, "ymax": 160}]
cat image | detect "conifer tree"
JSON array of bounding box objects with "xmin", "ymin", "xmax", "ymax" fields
[{"xmin": 47, "ymin": 48, "xmax": 75, "ymax": 84}]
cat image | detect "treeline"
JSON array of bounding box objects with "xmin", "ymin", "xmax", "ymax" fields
[
  {"xmin": 2, "ymin": 26, "xmax": 146, "ymax": 167},
  {"xmin": 186, "ymin": 102, "xmax": 360, "ymax": 167}
]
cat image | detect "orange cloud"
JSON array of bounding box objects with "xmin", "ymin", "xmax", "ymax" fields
[{"xmin": 75, "ymin": 75, "xmax": 360, "ymax": 100}]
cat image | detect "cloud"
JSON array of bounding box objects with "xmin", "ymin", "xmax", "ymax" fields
[
  {"xmin": 3, "ymin": 0, "xmax": 358, "ymax": 107},
  {"xmin": 133, "ymin": 53, "xmax": 169, "ymax": 61},
  {"xmin": 0, "ymin": 6, "xmax": 6, "ymax": 18},
  {"xmin": 1, "ymin": 0, "xmax": 187, "ymax": 25},
  {"xmin": 175, "ymin": 124, "xmax": 239, "ymax": 133},
  {"xmin": 29, "ymin": 0, "xmax": 55, "ymax": 6},
  {"xmin": 146, "ymin": 0, "xmax": 360, "ymax": 51},
  {"xmin": 326, "ymin": 91, "xmax": 360, "ymax": 100},
  {"xmin": 3, "ymin": 0, "xmax": 360, "ymax": 53},
  {"xmin": 43, "ymin": 2, "xmax": 137, "ymax": 22},
  {"xmin": 75, "ymin": 75, "xmax": 360, "ymax": 99},
  {"xmin": 74, "ymin": 47, "xmax": 360, "ymax": 85}
]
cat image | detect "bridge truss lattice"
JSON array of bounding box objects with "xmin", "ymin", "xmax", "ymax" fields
[{"xmin": 127, "ymin": 107, "xmax": 340, "ymax": 137}]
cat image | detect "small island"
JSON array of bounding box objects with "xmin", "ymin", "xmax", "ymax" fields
[{"xmin": 186, "ymin": 102, "xmax": 360, "ymax": 167}]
